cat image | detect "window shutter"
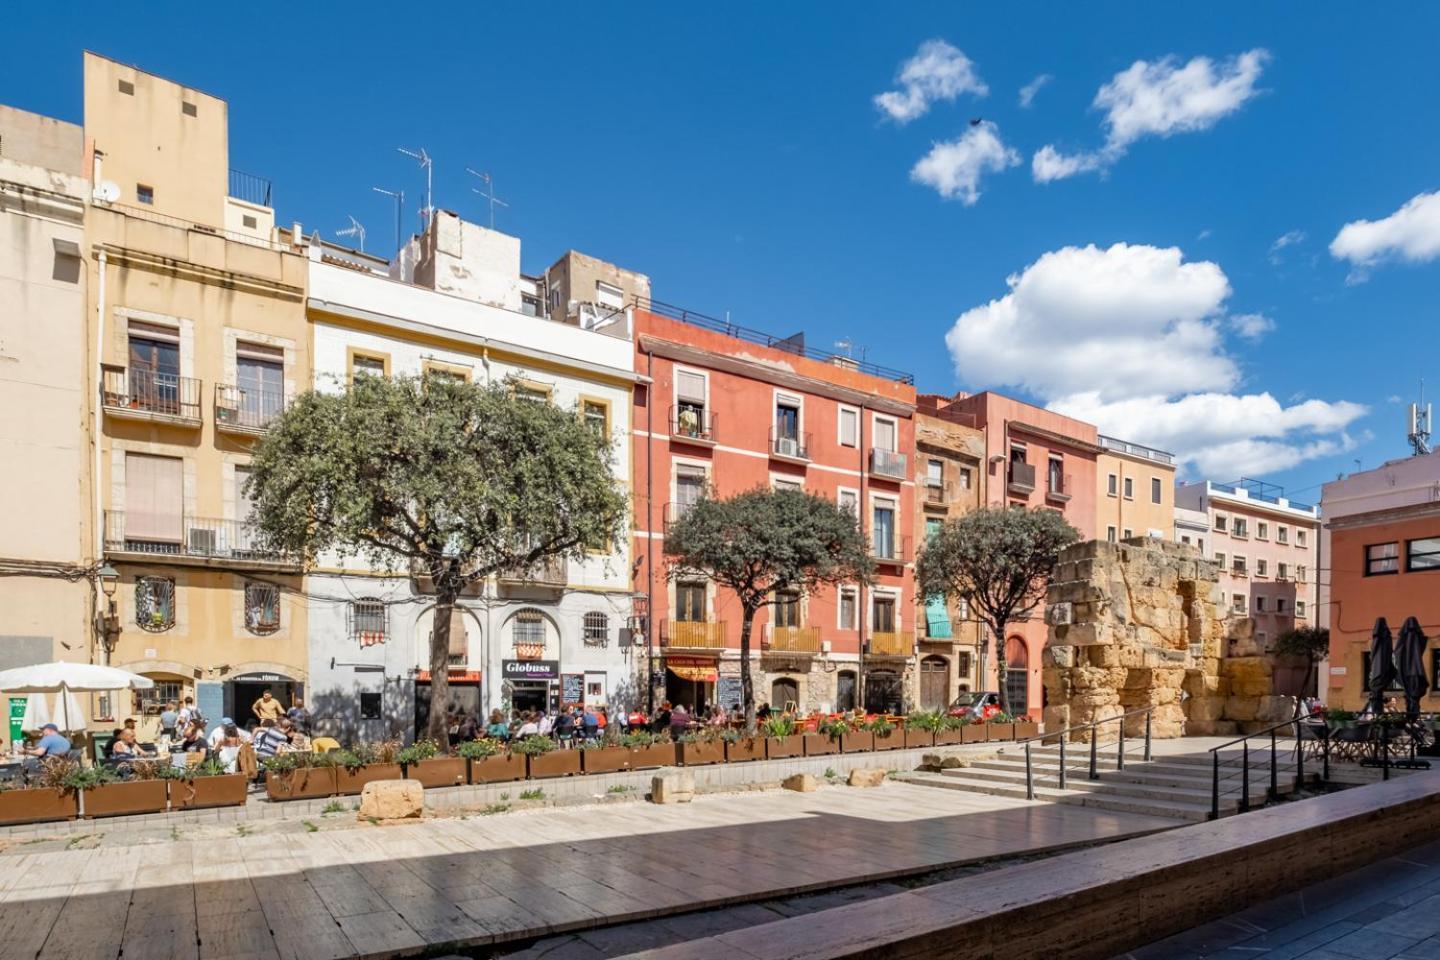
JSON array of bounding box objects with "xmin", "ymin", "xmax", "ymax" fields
[
  {"xmin": 126, "ymin": 453, "xmax": 182, "ymax": 541},
  {"xmin": 448, "ymin": 608, "xmax": 468, "ymax": 659},
  {"xmin": 675, "ymin": 370, "xmax": 706, "ymax": 403}
]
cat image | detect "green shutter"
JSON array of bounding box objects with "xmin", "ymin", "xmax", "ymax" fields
[{"xmin": 925, "ymin": 594, "xmax": 952, "ymax": 639}]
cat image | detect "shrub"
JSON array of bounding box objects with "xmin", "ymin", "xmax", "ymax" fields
[
  {"xmin": 510, "ymin": 735, "xmax": 557, "ymax": 756},
  {"xmin": 988, "ymin": 711, "xmax": 1015, "ymax": 724},
  {"xmin": 396, "ymin": 738, "xmax": 442, "ymax": 765},
  {"xmin": 127, "ymin": 759, "xmax": 189, "ymax": 781},
  {"xmin": 263, "ymin": 750, "xmax": 338, "ymax": 773},
  {"xmin": 34, "ymin": 757, "xmax": 80, "ymax": 789},
  {"xmin": 60, "ymin": 765, "xmax": 117, "ymax": 790},
  {"xmin": 620, "ymin": 730, "xmax": 668, "ymax": 748},
  {"xmin": 939, "ymin": 714, "xmax": 968, "ymax": 732},
  {"xmin": 861, "ymin": 717, "xmax": 894, "ymax": 735},
  {"xmin": 906, "ymin": 711, "xmax": 944, "ymax": 733},
  {"xmin": 679, "ymin": 727, "xmax": 724, "ymax": 745},
  {"xmin": 817, "ymin": 717, "xmax": 852, "ymax": 738},
  {"xmin": 761, "ymin": 716, "xmax": 797, "ymax": 738},
  {"xmin": 456, "ymin": 738, "xmax": 502, "ymax": 760}
]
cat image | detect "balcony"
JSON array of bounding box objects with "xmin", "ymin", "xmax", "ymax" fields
[
  {"xmin": 869, "ymin": 534, "xmax": 911, "ymax": 566},
  {"xmin": 1007, "ymin": 461, "xmax": 1036, "ymax": 496},
  {"xmin": 215, "ymin": 383, "xmax": 286, "ymax": 437},
  {"xmin": 868, "ymin": 631, "xmax": 914, "ymax": 657},
  {"xmin": 1045, "ymin": 472, "xmax": 1073, "ymax": 504},
  {"xmin": 103, "ymin": 511, "xmax": 294, "ymax": 569},
  {"xmin": 869, "ymin": 448, "xmax": 908, "ymax": 481},
  {"xmin": 764, "ymin": 625, "xmax": 822, "ymax": 654},
  {"xmin": 497, "ymin": 556, "xmax": 567, "ymax": 588},
  {"xmin": 770, "ymin": 427, "xmax": 811, "ymax": 464},
  {"xmin": 670, "ymin": 405, "xmax": 716, "ymax": 446},
  {"xmin": 101, "ymin": 365, "xmax": 202, "ymax": 427},
  {"xmin": 923, "ymin": 480, "xmax": 951, "ymax": 508},
  {"xmin": 660, "ymin": 619, "xmax": 728, "ymax": 652},
  {"xmin": 229, "ymin": 169, "xmax": 273, "ymax": 207}
]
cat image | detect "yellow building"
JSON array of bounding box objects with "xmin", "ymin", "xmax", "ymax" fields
[
  {"xmin": 1096, "ymin": 436, "xmax": 1177, "ymax": 542},
  {"xmin": 84, "ymin": 53, "xmax": 310, "ymax": 728}
]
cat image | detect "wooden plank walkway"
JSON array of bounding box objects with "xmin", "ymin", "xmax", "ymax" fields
[{"xmin": 1, "ymin": 782, "xmax": 1181, "ymax": 960}]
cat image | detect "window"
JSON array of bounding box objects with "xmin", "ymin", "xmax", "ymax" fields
[
  {"xmin": 515, "ymin": 384, "xmax": 548, "ymax": 403},
  {"xmin": 773, "ymin": 590, "xmax": 801, "ymax": 628},
  {"xmin": 1107, "ymin": 526, "xmax": 1117, "ymax": 542},
  {"xmin": 872, "ymin": 500, "xmax": 896, "ymax": 558},
  {"xmin": 838, "ymin": 587, "xmax": 857, "ymax": 631},
  {"xmin": 1297, "ymin": 565, "xmax": 1307, "ymax": 581},
  {"xmin": 118, "ymin": 79, "xmax": 134, "ymax": 95},
  {"xmin": 1123, "ymin": 528, "xmax": 1133, "ymax": 539},
  {"xmin": 674, "ymin": 465, "xmax": 706, "ymax": 520},
  {"xmin": 1181, "ymin": 535, "xmax": 1191, "ymax": 545},
  {"xmin": 1278, "ymin": 562, "xmax": 1289, "ymax": 580},
  {"xmin": 1257, "ymin": 631, "xmax": 1268, "ymax": 647},
  {"xmin": 1048, "ymin": 456, "xmax": 1065, "ymax": 494},
  {"xmin": 137, "ymin": 184, "xmax": 154, "ymax": 205},
  {"xmin": 1366, "ymin": 542, "xmax": 1400, "ymax": 576},
  {"xmin": 583, "ymin": 611, "xmax": 609, "ymax": 645},
  {"xmin": 136, "ymin": 577, "xmax": 176, "ymax": 632},
  {"xmin": 1232, "ymin": 556, "xmax": 1247, "ymax": 575},
  {"xmin": 1215, "ymin": 515, "xmax": 1228, "ymax": 532},
  {"xmin": 582, "ymin": 400, "xmax": 609, "ymax": 440},
  {"xmin": 837, "ymin": 489, "xmax": 858, "ymax": 517},
  {"xmin": 125, "ymin": 452, "xmax": 183, "ymax": 545},
  {"xmin": 958, "ymin": 596, "xmax": 969, "ymax": 620},
  {"xmin": 1233, "ymin": 594, "xmax": 1246, "ymax": 612},
  {"xmin": 1107, "ymin": 474, "xmax": 1118, "ymax": 497},
  {"xmin": 1151, "ymin": 477, "xmax": 1162, "ymax": 504},
  {"xmin": 873, "ymin": 416, "xmax": 897, "ymax": 452},
  {"xmin": 838, "ymin": 407, "xmax": 859, "ymax": 447},
  {"xmin": 137, "ymin": 680, "xmax": 184, "ymax": 717},
  {"xmin": 926, "ymin": 459, "xmax": 944, "ymax": 488},
  {"xmin": 350, "ymin": 352, "xmax": 387, "ymax": 379},
  {"xmin": 127, "ymin": 322, "xmax": 182, "ymax": 415},
  {"xmin": 182, "ymin": 101, "xmax": 197, "ymax": 117},
  {"xmin": 1276, "ymin": 598, "xmax": 1288, "ymax": 614},
  {"xmin": 595, "ymin": 281, "xmax": 623, "ymax": 310},
  {"xmin": 1297, "ymin": 530, "xmax": 1307, "ymax": 548},
  {"xmin": 773, "ymin": 477, "xmax": 802, "ymax": 493},
  {"xmin": 871, "ymin": 595, "xmax": 896, "ymax": 633},
  {"xmin": 1255, "ymin": 596, "xmax": 1267, "ymax": 612},
  {"xmin": 244, "ymin": 581, "xmax": 280, "ymax": 635},
  {"xmin": 1278, "ymin": 526, "xmax": 1289, "ymax": 544},
  {"xmin": 359, "ymin": 692, "xmax": 382, "ymax": 720},
  {"xmin": 1297, "ymin": 600, "xmax": 1307, "ymax": 618},
  {"xmin": 676, "ymin": 582, "xmax": 707, "ymax": 622},
  {"xmin": 242, "ymin": 215, "xmax": 257, "ymax": 229},
  {"xmin": 1198, "ymin": 538, "xmax": 1205, "ymax": 552},
  {"xmin": 1408, "ymin": 537, "xmax": 1440, "ymax": 572},
  {"xmin": 1257, "ymin": 522, "xmax": 1269, "ymax": 540},
  {"xmin": 1123, "ymin": 477, "xmax": 1134, "ymax": 500},
  {"xmin": 674, "ymin": 369, "xmax": 708, "ymax": 435},
  {"xmin": 955, "ymin": 651, "xmax": 972, "ymax": 676},
  {"xmin": 1233, "ymin": 518, "xmax": 1248, "ymax": 538},
  {"xmin": 1215, "ymin": 552, "xmax": 1226, "ymax": 568},
  {"xmin": 957, "ymin": 468, "xmax": 972, "ymax": 490},
  {"xmin": 775, "ymin": 394, "xmax": 802, "ymax": 451},
  {"xmin": 350, "ymin": 598, "xmax": 387, "ymax": 646},
  {"xmin": 513, "ymin": 611, "xmax": 546, "ymax": 646},
  {"xmin": 237, "ymin": 341, "xmax": 284, "ymax": 426},
  {"xmin": 1256, "ymin": 559, "xmax": 1268, "ymax": 577}
]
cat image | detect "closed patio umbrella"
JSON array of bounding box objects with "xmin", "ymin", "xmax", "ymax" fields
[
  {"xmin": 1367, "ymin": 617, "xmax": 1397, "ymax": 715},
  {"xmin": 19, "ymin": 694, "xmax": 51, "ymax": 733},
  {"xmin": 1395, "ymin": 616, "xmax": 1430, "ymax": 720}
]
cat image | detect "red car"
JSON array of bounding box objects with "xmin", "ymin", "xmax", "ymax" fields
[{"xmin": 947, "ymin": 691, "xmax": 1001, "ymax": 719}]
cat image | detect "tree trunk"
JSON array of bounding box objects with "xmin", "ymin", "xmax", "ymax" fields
[
  {"xmin": 427, "ymin": 588, "xmax": 456, "ymax": 745},
  {"xmin": 740, "ymin": 604, "xmax": 757, "ymax": 733},
  {"xmin": 992, "ymin": 621, "xmax": 1010, "ymax": 714}
]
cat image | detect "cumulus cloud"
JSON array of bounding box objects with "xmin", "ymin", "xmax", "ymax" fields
[
  {"xmin": 874, "ymin": 40, "xmax": 987, "ymax": 123},
  {"xmin": 1268, "ymin": 229, "xmax": 1306, "ymax": 265},
  {"xmin": 1033, "ymin": 49, "xmax": 1269, "ymax": 182},
  {"xmin": 910, "ymin": 121, "xmax": 1020, "ymax": 205},
  {"xmin": 945, "ymin": 241, "xmax": 1366, "ymax": 476},
  {"xmin": 1330, "ymin": 190, "xmax": 1440, "ymax": 280},
  {"xmin": 1018, "ymin": 73, "xmax": 1052, "ymax": 108}
]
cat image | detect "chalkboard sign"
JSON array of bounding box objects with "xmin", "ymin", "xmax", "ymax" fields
[
  {"xmin": 717, "ymin": 677, "xmax": 743, "ymax": 711},
  {"xmin": 561, "ymin": 673, "xmax": 584, "ymax": 706}
]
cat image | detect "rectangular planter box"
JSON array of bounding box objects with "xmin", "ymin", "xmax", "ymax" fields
[
  {"xmin": 170, "ymin": 774, "xmax": 248, "ymax": 810},
  {"xmin": 84, "ymin": 779, "xmax": 169, "ymax": 818},
  {"xmin": 872, "ymin": 729, "xmax": 903, "ymax": 752},
  {"xmin": 724, "ymin": 737, "xmax": 766, "ymax": 763},
  {"xmin": 265, "ymin": 767, "xmax": 337, "ymax": 801},
  {"xmin": 765, "ymin": 735, "xmax": 805, "ymax": 759},
  {"xmin": 1013, "ymin": 721, "xmax": 1040, "ymax": 740},
  {"xmin": 628, "ymin": 742, "xmax": 678, "ymax": 770},
  {"xmin": 802, "ymin": 733, "xmax": 840, "ymax": 757},
  {"xmin": 961, "ymin": 724, "xmax": 989, "ymax": 744},
  {"xmin": 469, "ymin": 752, "xmax": 526, "ymax": 784},
  {"xmin": 934, "ymin": 728, "xmax": 967, "ymax": 746},
  {"xmin": 581, "ymin": 746, "xmax": 630, "ymax": 774},
  {"xmin": 987, "ymin": 723, "xmax": 1016, "ymax": 742},
  {"xmin": 903, "ymin": 729, "xmax": 934, "ymax": 750},
  {"xmin": 840, "ymin": 731, "xmax": 875, "ymax": 754},
  {"xmin": 676, "ymin": 740, "xmax": 725, "ymax": 766},
  {"xmin": 406, "ymin": 757, "xmax": 467, "ymax": 788},
  {"xmin": 335, "ymin": 764, "xmax": 403, "ymax": 796},
  {"xmin": 526, "ymin": 750, "xmax": 582, "ymax": 779},
  {"xmin": 0, "ymin": 787, "xmax": 77, "ymax": 826}
]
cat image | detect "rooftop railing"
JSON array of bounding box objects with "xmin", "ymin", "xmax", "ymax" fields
[
  {"xmin": 229, "ymin": 169, "xmax": 273, "ymax": 207},
  {"xmin": 1098, "ymin": 436, "xmax": 1176, "ymax": 465}
]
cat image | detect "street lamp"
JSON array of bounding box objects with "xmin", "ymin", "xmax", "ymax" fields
[
  {"xmin": 95, "ymin": 563, "xmax": 121, "ymax": 661},
  {"xmin": 98, "ymin": 563, "xmax": 119, "ymax": 601}
]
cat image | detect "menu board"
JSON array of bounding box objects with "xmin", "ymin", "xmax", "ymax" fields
[
  {"xmin": 717, "ymin": 677, "xmax": 743, "ymax": 711},
  {"xmin": 561, "ymin": 673, "xmax": 584, "ymax": 706}
]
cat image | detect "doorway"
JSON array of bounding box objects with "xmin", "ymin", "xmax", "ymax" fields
[
  {"xmin": 665, "ymin": 672, "xmax": 712, "ymax": 714},
  {"xmin": 836, "ymin": 671, "xmax": 857, "ymax": 712},
  {"xmin": 1005, "ymin": 636, "xmax": 1029, "ymax": 716},
  {"xmin": 414, "ymin": 680, "xmax": 480, "ymax": 737},
  {"xmin": 920, "ymin": 655, "xmax": 950, "ymax": 711},
  {"xmin": 770, "ymin": 677, "xmax": 799, "ymax": 713},
  {"xmin": 227, "ymin": 677, "xmax": 297, "ymax": 730},
  {"xmin": 864, "ymin": 669, "xmax": 902, "ymax": 715},
  {"xmin": 507, "ymin": 681, "xmax": 548, "ymax": 717}
]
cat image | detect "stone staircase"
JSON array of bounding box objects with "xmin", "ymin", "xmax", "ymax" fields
[{"xmin": 900, "ymin": 743, "xmax": 1310, "ymax": 822}]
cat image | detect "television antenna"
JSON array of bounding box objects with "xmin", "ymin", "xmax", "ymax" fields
[
  {"xmin": 466, "ymin": 168, "xmax": 508, "ymax": 229},
  {"xmin": 397, "ymin": 146, "xmax": 433, "ymax": 229},
  {"xmin": 1408, "ymin": 379, "xmax": 1433, "ymax": 456},
  {"xmin": 372, "ymin": 187, "xmax": 404, "ymax": 254},
  {"xmin": 834, "ymin": 338, "xmax": 869, "ymax": 364},
  {"xmin": 336, "ymin": 215, "xmax": 366, "ymax": 252}
]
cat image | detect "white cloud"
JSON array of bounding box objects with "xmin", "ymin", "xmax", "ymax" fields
[
  {"xmin": 1268, "ymin": 229, "xmax": 1306, "ymax": 265},
  {"xmin": 1018, "ymin": 73, "xmax": 1052, "ymax": 108},
  {"xmin": 1033, "ymin": 49, "xmax": 1269, "ymax": 182},
  {"xmin": 945, "ymin": 241, "xmax": 1366, "ymax": 476},
  {"xmin": 874, "ymin": 40, "xmax": 987, "ymax": 123},
  {"xmin": 910, "ymin": 121, "xmax": 1020, "ymax": 205},
  {"xmin": 1330, "ymin": 190, "xmax": 1440, "ymax": 279}
]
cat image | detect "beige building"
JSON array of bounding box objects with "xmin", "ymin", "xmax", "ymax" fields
[
  {"xmin": 540, "ymin": 250, "xmax": 650, "ymax": 329},
  {"xmin": 913, "ymin": 394, "xmax": 987, "ymax": 711},
  {"xmin": 1096, "ymin": 435, "xmax": 1177, "ymax": 543},
  {"xmin": 83, "ymin": 53, "xmax": 311, "ymax": 728}
]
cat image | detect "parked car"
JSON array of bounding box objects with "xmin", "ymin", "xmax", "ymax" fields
[{"xmin": 947, "ymin": 691, "xmax": 1001, "ymax": 719}]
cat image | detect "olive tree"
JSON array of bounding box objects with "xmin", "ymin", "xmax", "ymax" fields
[
  {"xmin": 663, "ymin": 488, "xmax": 874, "ymax": 730},
  {"xmin": 1273, "ymin": 626, "xmax": 1330, "ymax": 717},
  {"xmin": 917, "ymin": 506, "xmax": 1079, "ymax": 713},
  {"xmin": 245, "ymin": 374, "xmax": 627, "ymax": 742}
]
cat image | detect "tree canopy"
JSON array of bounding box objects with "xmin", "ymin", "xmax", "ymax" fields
[{"xmin": 917, "ymin": 506, "xmax": 1079, "ymax": 713}]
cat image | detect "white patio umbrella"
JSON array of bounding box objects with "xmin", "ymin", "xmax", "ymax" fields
[
  {"xmin": 0, "ymin": 662, "xmax": 155, "ymax": 694},
  {"xmin": 19, "ymin": 694, "xmax": 51, "ymax": 732},
  {"xmin": 50, "ymin": 690, "xmax": 87, "ymax": 733}
]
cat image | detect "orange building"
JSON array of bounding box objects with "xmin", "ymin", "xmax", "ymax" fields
[{"xmin": 632, "ymin": 303, "xmax": 917, "ymax": 715}]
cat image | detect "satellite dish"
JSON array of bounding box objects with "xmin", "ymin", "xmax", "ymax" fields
[{"xmin": 95, "ymin": 180, "xmax": 120, "ymax": 204}]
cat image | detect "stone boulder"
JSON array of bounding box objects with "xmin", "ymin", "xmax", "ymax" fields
[
  {"xmin": 782, "ymin": 774, "xmax": 817, "ymax": 793},
  {"xmin": 848, "ymin": 768, "xmax": 886, "ymax": 788},
  {"xmin": 650, "ymin": 770, "xmax": 695, "ymax": 804},
  {"xmin": 358, "ymin": 779, "xmax": 424, "ymax": 821}
]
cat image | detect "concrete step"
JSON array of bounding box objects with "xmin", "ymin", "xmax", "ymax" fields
[
  {"xmin": 1019, "ymin": 744, "xmax": 1299, "ymax": 770},
  {"xmin": 940, "ymin": 764, "xmax": 1297, "ymax": 807},
  {"xmin": 900, "ymin": 771, "xmax": 1230, "ymax": 822},
  {"xmin": 975, "ymin": 755, "xmax": 1297, "ymax": 791}
]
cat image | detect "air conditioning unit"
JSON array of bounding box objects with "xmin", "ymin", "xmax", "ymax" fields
[{"xmin": 776, "ymin": 436, "xmax": 799, "ymax": 457}]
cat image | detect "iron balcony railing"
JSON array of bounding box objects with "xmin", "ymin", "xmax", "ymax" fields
[
  {"xmin": 1046, "ymin": 472, "xmax": 1073, "ymax": 503},
  {"xmin": 770, "ymin": 427, "xmax": 811, "ymax": 462},
  {"xmin": 101, "ymin": 365, "xmax": 202, "ymax": 423},
  {"xmin": 1008, "ymin": 461, "xmax": 1036, "ymax": 495},
  {"xmin": 867, "ymin": 631, "xmax": 914, "ymax": 657},
  {"xmin": 660, "ymin": 619, "xmax": 728, "ymax": 651},
  {"xmin": 497, "ymin": 555, "xmax": 567, "ymax": 586},
  {"xmin": 764, "ymin": 625, "xmax": 822, "ymax": 653},
  {"xmin": 103, "ymin": 511, "xmax": 292, "ymax": 564},
  {"xmin": 229, "ymin": 169, "xmax": 273, "ymax": 207},
  {"xmin": 670, "ymin": 405, "xmax": 717, "ymax": 444},
  {"xmin": 215, "ymin": 383, "xmax": 286, "ymax": 433},
  {"xmin": 1097, "ymin": 436, "xmax": 1175, "ymax": 465},
  {"xmin": 869, "ymin": 448, "xmax": 908, "ymax": 480},
  {"xmin": 870, "ymin": 533, "xmax": 911, "ymax": 564}
]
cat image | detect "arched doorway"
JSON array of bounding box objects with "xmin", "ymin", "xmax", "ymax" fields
[
  {"xmin": 771, "ymin": 677, "xmax": 799, "ymax": 712},
  {"xmin": 919, "ymin": 655, "xmax": 949, "ymax": 712},
  {"xmin": 1005, "ymin": 636, "xmax": 1029, "ymax": 716}
]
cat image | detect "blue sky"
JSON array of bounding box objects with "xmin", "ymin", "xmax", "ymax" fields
[{"xmin": 6, "ymin": 3, "xmax": 1438, "ymax": 501}]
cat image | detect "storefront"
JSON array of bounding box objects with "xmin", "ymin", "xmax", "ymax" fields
[
  {"xmin": 225, "ymin": 672, "xmax": 302, "ymax": 728},
  {"xmin": 665, "ymin": 655, "xmax": 718, "ymax": 713},
  {"xmin": 502, "ymin": 659, "xmax": 560, "ymax": 716},
  {"xmin": 414, "ymin": 670, "xmax": 481, "ymax": 735}
]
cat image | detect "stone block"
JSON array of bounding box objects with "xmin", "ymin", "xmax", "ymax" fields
[
  {"xmin": 782, "ymin": 773, "xmax": 817, "ymax": 793},
  {"xmin": 1224, "ymin": 697, "xmax": 1260, "ymax": 722},
  {"xmin": 1086, "ymin": 644, "xmax": 1121, "ymax": 668},
  {"xmin": 1185, "ymin": 696, "xmax": 1226, "ymax": 722},
  {"xmin": 1043, "ymin": 705, "xmax": 1071, "ymax": 732},
  {"xmin": 848, "ymin": 768, "xmax": 886, "ymax": 788},
  {"xmin": 357, "ymin": 779, "xmax": 424, "ymax": 821},
  {"xmin": 1062, "ymin": 622, "xmax": 1117, "ymax": 647},
  {"xmin": 651, "ymin": 770, "xmax": 695, "ymax": 804},
  {"xmin": 1256, "ymin": 696, "xmax": 1299, "ymax": 724},
  {"xmin": 1044, "ymin": 644, "xmax": 1077, "ymax": 668}
]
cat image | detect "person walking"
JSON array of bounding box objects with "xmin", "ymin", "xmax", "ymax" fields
[
  {"xmin": 252, "ymin": 690, "xmax": 285, "ymax": 724},
  {"xmin": 158, "ymin": 701, "xmax": 180, "ymax": 740}
]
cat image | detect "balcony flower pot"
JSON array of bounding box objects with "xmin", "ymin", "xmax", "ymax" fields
[
  {"xmin": 765, "ymin": 734, "xmax": 805, "ymax": 759},
  {"xmin": 628, "ymin": 741, "xmax": 678, "ymax": 770},
  {"xmin": 404, "ymin": 757, "xmax": 467, "ymax": 788},
  {"xmin": 903, "ymin": 728, "xmax": 934, "ymax": 750},
  {"xmin": 83, "ymin": 779, "xmax": 169, "ymax": 818},
  {"xmin": 934, "ymin": 727, "xmax": 967, "ymax": 746},
  {"xmin": 870, "ymin": 726, "xmax": 903, "ymax": 751},
  {"xmin": 961, "ymin": 724, "xmax": 989, "ymax": 744},
  {"xmin": 802, "ymin": 733, "xmax": 840, "ymax": 757},
  {"xmin": 580, "ymin": 745, "xmax": 631, "ymax": 774},
  {"xmin": 676, "ymin": 739, "xmax": 725, "ymax": 766},
  {"xmin": 840, "ymin": 731, "xmax": 875, "ymax": 753},
  {"xmin": 334, "ymin": 763, "xmax": 403, "ymax": 796},
  {"xmin": 986, "ymin": 723, "xmax": 1016, "ymax": 742},
  {"xmin": 170, "ymin": 773, "xmax": 248, "ymax": 810},
  {"xmin": 467, "ymin": 752, "xmax": 526, "ymax": 784},
  {"xmin": 265, "ymin": 767, "xmax": 337, "ymax": 801},
  {"xmin": 1013, "ymin": 720, "xmax": 1040, "ymax": 740},
  {"xmin": 525, "ymin": 749, "xmax": 581, "ymax": 779},
  {"xmin": 0, "ymin": 786, "xmax": 78, "ymax": 825},
  {"xmin": 724, "ymin": 736, "xmax": 766, "ymax": 763}
]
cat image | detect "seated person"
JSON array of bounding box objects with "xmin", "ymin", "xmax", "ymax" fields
[
  {"xmin": 177, "ymin": 721, "xmax": 209, "ymax": 760},
  {"xmin": 110, "ymin": 728, "xmax": 140, "ymax": 758},
  {"xmin": 22, "ymin": 723, "xmax": 72, "ymax": 773}
]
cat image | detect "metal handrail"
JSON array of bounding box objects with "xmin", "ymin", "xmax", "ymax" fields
[
  {"xmin": 1018, "ymin": 706, "xmax": 1155, "ymax": 799},
  {"xmin": 1207, "ymin": 714, "xmax": 1322, "ymax": 820}
]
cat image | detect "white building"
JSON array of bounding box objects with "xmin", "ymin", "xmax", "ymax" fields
[
  {"xmin": 1174, "ymin": 506, "xmax": 1210, "ymax": 552},
  {"xmin": 303, "ymin": 212, "xmax": 643, "ymax": 741}
]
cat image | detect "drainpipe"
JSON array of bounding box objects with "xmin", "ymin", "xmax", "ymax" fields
[
  {"xmin": 645, "ymin": 343, "xmax": 655, "ymax": 714},
  {"xmin": 93, "ymin": 250, "xmax": 107, "ymax": 566},
  {"xmin": 858, "ymin": 405, "xmax": 868, "ymax": 712}
]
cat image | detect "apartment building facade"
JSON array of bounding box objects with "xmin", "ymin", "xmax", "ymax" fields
[
  {"xmin": 1096, "ymin": 436, "xmax": 1176, "ymax": 542},
  {"xmin": 913, "ymin": 394, "xmax": 986, "ymax": 709},
  {"xmin": 1175, "ymin": 479, "xmax": 1319, "ymax": 651},
  {"xmin": 1320, "ymin": 452, "xmax": 1440, "ymax": 710},
  {"xmin": 305, "ymin": 211, "xmax": 641, "ymax": 742},
  {"xmin": 633, "ymin": 305, "xmax": 917, "ymax": 716}
]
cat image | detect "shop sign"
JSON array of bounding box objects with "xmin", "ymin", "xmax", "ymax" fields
[
  {"xmin": 561, "ymin": 673, "xmax": 584, "ymax": 705},
  {"xmin": 503, "ymin": 659, "xmax": 560, "ymax": 680},
  {"xmin": 233, "ymin": 673, "xmax": 287, "ymax": 682}
]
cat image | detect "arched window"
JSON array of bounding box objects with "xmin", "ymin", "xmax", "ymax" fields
[
  {"xmin": 244, "ymin": 581, "xmax": 280, "ymax": 635},
  {"xmin": 1005, "ymin": 636, "xmax": 1029, "ymax": 716},
  {"xmin": 135, "ymin": 577, "xmax": 175, "ymax": 632},
  {"xmin": 583, "ymin": 611, "xmax": 609, "ymax": 645},
  {"xmin": 771, "ymin": 677, "xmax": 798, "ymax": 710},
  {"xmin": 512, "ymin": 609, "xmax": 548, "ymax": 659}
]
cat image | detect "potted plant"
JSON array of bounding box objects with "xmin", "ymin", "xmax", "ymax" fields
[
  {"xmin": 761, "ymin": 716, "xmax": 805, "ymax": 759},
  {"xmin": 170, "ymin": 757, "xmax": 249, "ymax": 810},
  {"xmin": 839, "ymin": 716, "xmax": 874, "ymax": 754},
  {"xmin": 579, "ymin": 733, "xmax": 630, "ymax": 774},
  {"xmin": 334, "ymin": 741, "xmax": 403, "ymax": 795},
  {"xmin": 722, "ymin": 727, "xmax": 766, "ymax": 762},
  {"xmin": 866, "ymin": 717, "xmax": 902, "ymax": 751},
  {"xmin": 903, "ymin": 712, "xmax": 940, "ymax": 749},
  {"xmin": 1324, "ymin": 708, "xmax": 1358, "ymax": 733},
  {"xmin": 1012, "ymin": 714, "xmax": 1040, "ymax": 740},
  {"xmin": 986, "ymin": 711, "xmax": 1017, "ymax": 742},
  {"xmin": 458, "ymin": 738, "xmax": 526, "ymax": 783},
  {"xmin": 934, "ymin": 714, "xmax": 968, "ymax": 746},
  {"xmin": 0, "ymin": 758, "xmax": 79, "ymax": 826},
  {"xmin": 676, "ymin": 728, "xmax": 726, "ymax": 766},
  {"xmin": 514, "ymin": 736, "xmax": 580, "ymax": 778},
  {"xmin": 399, "ymin": 738, "xmax": 467, "ymax": 788},
  {"xmin": 264, "ymin": 751, "xmax": 339, "ymax": 801},
  {"xmin": 78, "ymin": 762, "xmax": 170, "ymax": 818},
  {"xmin": 623, "ymin": 730, "xmax": 676, "ymax": 769},
  {"xmin": 961, "ymin": 715, "xmax": 989, "ymax": 744},
  {"xmin": 803, "ymin": 717, "xmax": 843, "ymax": 757}
]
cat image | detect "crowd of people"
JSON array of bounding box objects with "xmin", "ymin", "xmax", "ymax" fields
[{"xmin": 455, "ymin": 700, "xmax": 771, "ymax": 746}]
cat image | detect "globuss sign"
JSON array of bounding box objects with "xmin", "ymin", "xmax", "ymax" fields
[{"xmin": 502, "ymin": 660, "xmax": 560, "ymax": 681}]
